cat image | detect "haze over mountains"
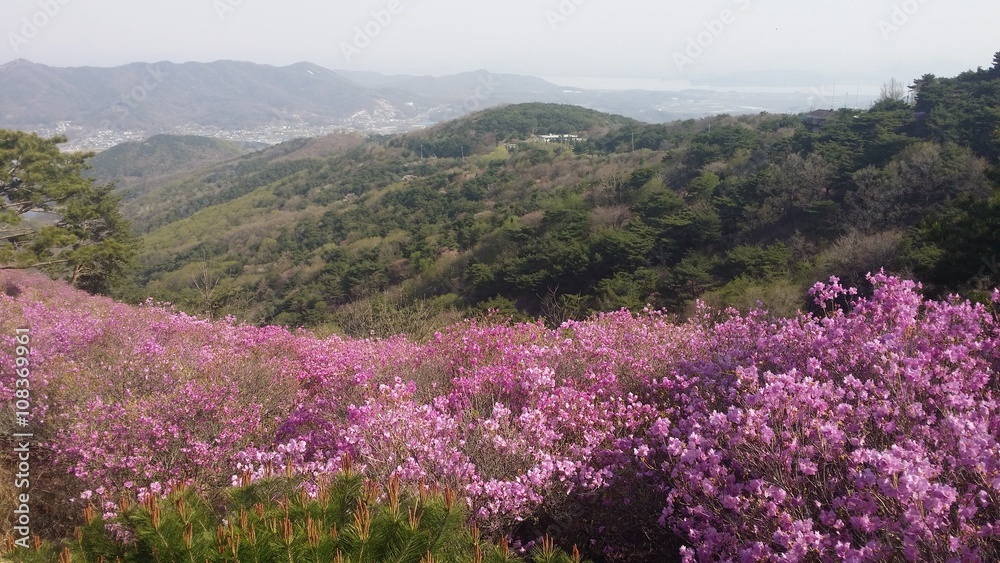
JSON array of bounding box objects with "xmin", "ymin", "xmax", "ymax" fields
[{"xmin": 0, "ymin": 59, "xmax": 878, "ymax": 151}]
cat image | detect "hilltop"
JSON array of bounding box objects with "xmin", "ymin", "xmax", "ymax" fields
[
  {"xmin": 85, "ymin": 134, "xmax": 254, "ymax": 196},
  {"xmin": 389, "ymin": 102, "xmax": 641, "ymax": 158}
]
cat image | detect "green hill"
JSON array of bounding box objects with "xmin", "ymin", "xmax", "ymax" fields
[
  {"xmin": 108, "ymin": 133, "xmax": 367, "ymax": 234},
  {"xmin": 86, "ymin": 134, "xmax": 251, "ymax": 197},
  {"xmin": 390, "ymin": 102, "xmax": 641, "ymax": 158},
  {"xmin": 108, "ymin": 61, "xmax": 1000, "ymax": 334}
]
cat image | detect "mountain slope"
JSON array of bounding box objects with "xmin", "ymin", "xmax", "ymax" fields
[
  {"xmin": 0, "ymin": 61, "xmax": 569, "ymax": 136},
  {"xmin": 86, "ymin": 134, "xmax": 251, "ymax": 196},
  {"xmin": 391, "ymin": 102, "xmax": 641, "ymax": 157},
  {"xmin": 0, "ymin": 59, "xmax": 408, "ymax": 131},
  {"xmin": 119, "ymin": 69, "xmax": 999, "ymax": 329},
  {"xmin": 112, "ymin": 132, "xmax": 368, "ymax": 234}
]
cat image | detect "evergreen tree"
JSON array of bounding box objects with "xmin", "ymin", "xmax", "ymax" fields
[{"xmin": 0, "ymin": 130, "xmax": 139, "ymax": 294}]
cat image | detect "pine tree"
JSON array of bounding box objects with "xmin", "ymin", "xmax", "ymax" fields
[
  {"xmin": 0, "ymin": 130, "xmax": 138, "ymax": 294},
  {"xmin": 13, "ymin": 469, "xmax": 588, "ymax": 562}
]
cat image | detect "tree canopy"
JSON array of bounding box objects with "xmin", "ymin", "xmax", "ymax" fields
[{"xmin": 0, "ymin": 130, "xmax": 139, "ymax": 294}]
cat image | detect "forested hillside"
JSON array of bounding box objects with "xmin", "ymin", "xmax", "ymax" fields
[
  {"xmin": 85, "ymin": 134, "xmax": 252, "ymax": 196},
  {"xmin": 119, "ymin": 56, "xmax": 1000, "ymax": 334}
]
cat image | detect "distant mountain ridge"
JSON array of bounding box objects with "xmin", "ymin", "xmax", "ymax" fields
[
  {"xmin": 0, "ymin": 60, "xmax": 576, "ymax": 145},
  {"xmin": 0, "ymin": 59, "xmax": 408, "ymax": 130},
  {"xmin": 1, "ymin": 59, "xmax": 878, "ymax": 151}
]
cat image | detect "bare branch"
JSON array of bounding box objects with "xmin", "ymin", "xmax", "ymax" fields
[
  {"xmin": 0, "ymin": 230, "xmax": 35, "ymax": 241},
  {"xmin": 0, "ymin": 259, "xmax": 70, "ymax": 270},
  {"xmin": 878, "ymin": 77, "xmax": 906, "ymax": 102}
]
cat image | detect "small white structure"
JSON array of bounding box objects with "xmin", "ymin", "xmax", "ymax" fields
[{"xmin": 536, "ymin": 134, "xmax": 582, "ymax": 143}]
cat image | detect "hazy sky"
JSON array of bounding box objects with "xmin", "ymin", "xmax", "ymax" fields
[{"xmin": 2, "ymin": 0, "xmax": 997, "ymax": 88}]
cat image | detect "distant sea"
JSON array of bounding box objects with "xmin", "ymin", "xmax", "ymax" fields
[{"xmin": 543, "ymin": 75, "xmax": 884, "ymax": 98}]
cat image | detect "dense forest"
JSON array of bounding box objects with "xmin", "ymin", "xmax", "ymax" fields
[{"xmin": 99, "ymin": 54, "xmax": 1000, "ymax": 335}]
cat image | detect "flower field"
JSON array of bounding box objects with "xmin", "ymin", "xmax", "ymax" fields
[{"xmin": 1, "ymin": 270, "xmax": 999, "ymax": 561}]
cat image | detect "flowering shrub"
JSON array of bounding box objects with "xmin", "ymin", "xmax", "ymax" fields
[
  {"xmin": 623, "ymin": 273, "xmax": 1000, "ymax": 561},
  {"xmin": 1, "ymin": 269, "xmax": 998, "ymax": 561}
]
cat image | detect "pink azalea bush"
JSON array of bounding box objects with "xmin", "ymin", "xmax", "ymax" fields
[
  {"xmin": 1, "ymin": 269, "xmax": 998, "ymax": 561},
  {"xmin": 619, "ymin": 275, "xmax": 1000, "ymax": 561}
]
